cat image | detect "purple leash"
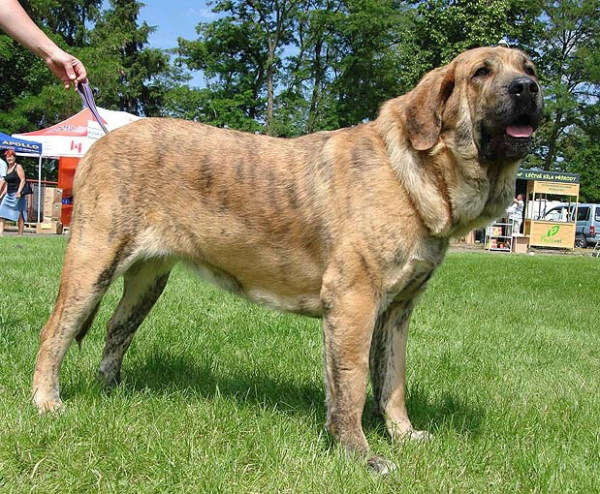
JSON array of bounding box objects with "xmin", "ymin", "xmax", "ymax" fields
[{"xmin": 77, "ymin": 81, "xmax": 109, "ymax": 134}]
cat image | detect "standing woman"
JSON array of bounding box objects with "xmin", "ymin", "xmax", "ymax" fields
[{"xmin": 0, "ymin": 149, "xmax": 28, "ymax": 236}]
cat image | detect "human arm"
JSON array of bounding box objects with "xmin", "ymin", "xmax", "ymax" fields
[
  {"xmin": 15, "ymin": 164, "xmax": 25, "ymax": 198},
  {"xmin": 0, "ymin": 0, "xmax": 87, "ymax": 89}
]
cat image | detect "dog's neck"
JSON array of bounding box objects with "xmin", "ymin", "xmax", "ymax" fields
[{"xmin": 377, "ymin": 114, "xmax": 520, "ymax": 238}]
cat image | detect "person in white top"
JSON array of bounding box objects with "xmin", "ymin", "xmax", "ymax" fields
[
  {"xmin": 0, "ymin": 0, "xmax": 87, "ymax": 89},
  {"xmin": 508, "ymin": 193, "xmax": 525, "ymax": 235}
]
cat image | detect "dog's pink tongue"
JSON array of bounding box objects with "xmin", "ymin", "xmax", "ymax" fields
[{"xmin": 506, "ymin": 125, "xmax": 533, "ymax": 138}]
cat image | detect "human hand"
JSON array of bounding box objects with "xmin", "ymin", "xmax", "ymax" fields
[{"xmin": 45, "ymin": 48, "xmax": 87, "ymax": 90}]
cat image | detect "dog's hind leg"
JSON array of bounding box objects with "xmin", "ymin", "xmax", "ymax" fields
[
  {"xmin": 32, "ymin": 240, "xmax": 128, "ymax": 413},
  {"xmin": 98, "ymin": 258, "xmax": 175, "ymax": 388}
]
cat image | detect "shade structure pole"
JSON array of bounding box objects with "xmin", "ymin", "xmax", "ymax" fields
[{"xmin": 37, "ymin": 154, "xmax": 42, "ymax": 223}]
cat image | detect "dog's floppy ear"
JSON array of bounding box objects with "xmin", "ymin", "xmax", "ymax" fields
[{"xmin": 404, "ymin": 63, "xmax": 456, "ymax": 151}]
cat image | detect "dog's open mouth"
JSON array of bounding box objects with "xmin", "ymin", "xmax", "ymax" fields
[
  {"xmin": 480, "ymin": 112, "xmax": 538, "ymax": 163},
  {"xmin": 506, "ymin": 124, "xmax": 533, "ymax": 139},
  {"xmin": 505, "ymin": 115, "xmax": 534, "ymax": 139}
]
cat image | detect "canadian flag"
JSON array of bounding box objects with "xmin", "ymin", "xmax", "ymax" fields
[{"xmin": 70, "ymin": 140, "xmax": 82, "ymax": 153}]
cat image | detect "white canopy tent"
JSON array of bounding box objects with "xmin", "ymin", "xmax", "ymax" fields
[
  {"xmin": 13, "ymin": 107, "xmax": 141, "ymax": 159},
  {"xmin": 12, "ymin": 107, "xmax": 141, "ymax": 222}
]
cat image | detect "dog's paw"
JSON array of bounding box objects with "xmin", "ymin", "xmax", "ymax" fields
[
  {"xmin": 401, "ymin": 429, "xmax": 433, "ymax": 441},
  {"xmin": 407, "ymin": 429, "xmax": 433, "ymax": 441},
  {"xmin": 97, "ymin": 369, "xmax": 121, "ymax": 390},
  {"xmin": 388, "ymin": 427, "xmax": 433, "ymax": 443},
  {"xmin": 386, "ymin": 422, "xmax": 433, "ymax": 442},
  {"xmin": 367, "ymin": 455, "xmax": 397, "ymax": 475},
  {"xmin": 33, "ymin": 397, "xmax": 63, "ymax": 415}
]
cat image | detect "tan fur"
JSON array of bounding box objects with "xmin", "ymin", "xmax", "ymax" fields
[{"xmin": 33, "ymin": 47, "xmax": 543, "ymax": 472}]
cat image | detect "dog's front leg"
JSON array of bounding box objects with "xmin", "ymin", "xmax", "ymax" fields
[
  {"xmin": 321, "ymin": 272, "xmax": 395, "ymax": 473},
  {"xmin": 370, "ymin": 300, "xmax": 431, "ymax": 441}
]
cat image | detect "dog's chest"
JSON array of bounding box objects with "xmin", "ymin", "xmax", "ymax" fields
[{"xmin": 380, "ymin": 245, "xmax": 446, "ymax": 310}]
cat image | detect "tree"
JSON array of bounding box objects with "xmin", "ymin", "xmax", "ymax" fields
[
  {"xmin": 21, "ymin": 0, "xmax": 101, "ymax": 45},
  {"xmin": 411, "ymin": 0, "xmax": 543, "ymax": 67},
  {"xmin": 176, "ymin": 11, "xmax": 267, "ymax": 131},
  {"xmin": 326, "ymin": 0, "xmax": 415, "ymax": 127},
  {"xmin": 248, "ymin": 0, "xmax": 302, "ymax": 134},
  {"xmin": 176, "ymin": 0, "xmax": 302, "ymax": 134},
  {"xmin": 2, "ymin": 0, "xmax": 598, "ymax": 204},
  {"xmin": 0, "ymin": 0, "xmax": 181, "ymax": 135},
  {"xmin": 531, "ymin": 0, "xmax": 600, "ymax": 171},
  {"xmin": 87, "ymin": 0, "xmax": 179, "ymax": 116},
  {"xmin": 561, "ymin": 111, "xmax": 600, "ymax": 202},
  {"xmin": 176, "ymin": 0, "xmax": 414, "ymax": 134},
  {"xmin": 272, "ymin": 0, "xmax": 418, "ymax": 133},
  {"xmin": 0, "ymin": 0, "xmax": 100, "ymax": 133},
  {"xmin": 272, "ymin": 0, "xmax": 348, "ymax": 135}
]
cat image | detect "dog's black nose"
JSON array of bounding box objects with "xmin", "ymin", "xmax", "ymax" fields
[{"xmin": 508, "ymin": 77, "xmax": 539, "ymax": 97}]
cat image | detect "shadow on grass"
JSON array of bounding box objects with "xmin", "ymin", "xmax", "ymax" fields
[
  {"xmin": 122, "ymin": 349, "xmax": 326, "ymax": 421},
  {"xmin": 74, "ymin": 348, "xmax": 485, "ymax": 439},
  {"xmin": 407, "ymin": 385, "xmax": 484, "ymax": 437},
  {"xmin": 360, "ymin": 388, "xmax": 484, "ymax": 440}
]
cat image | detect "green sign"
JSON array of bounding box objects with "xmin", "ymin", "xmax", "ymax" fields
[
  {"xmin": 517, "ymin": 169, "xmax": 580, "ymax": 184},
  {"xmin": 541, "ymin": 225, "xmax": 563, "ymax": 244}
]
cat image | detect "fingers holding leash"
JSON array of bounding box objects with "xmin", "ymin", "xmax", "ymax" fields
[{"xmin": 46, "ymin": 49, "xmax": 88, "ymax": 90}]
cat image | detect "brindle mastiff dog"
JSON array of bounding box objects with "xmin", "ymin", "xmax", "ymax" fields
[{"xmin": 33, "ymin": 46, "xmax": 543, "ymax": 472}]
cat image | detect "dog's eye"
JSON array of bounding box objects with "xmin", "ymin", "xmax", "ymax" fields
[
  {"xmin": 524, "ymin": 65, "xmax": 537, "ymax": 77},
  {"xmin": 473, "ymin": 66, "xmax": 490, "ymax": 78}
]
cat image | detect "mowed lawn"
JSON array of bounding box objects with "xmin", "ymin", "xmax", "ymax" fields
[{"xmin": 0, "ymin": 236, "xmax": 598, "ymax": 492}]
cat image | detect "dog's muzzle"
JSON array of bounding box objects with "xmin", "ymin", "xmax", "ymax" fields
[
  {"xmin": 504, "ymin": 76, "xmax": 541, "ymax": 140},
  {"xmin": 480, "ymin": 75, "xmax": 543, "ymax": 162}
]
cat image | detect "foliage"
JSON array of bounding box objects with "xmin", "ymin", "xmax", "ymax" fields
[
  {"xmin": 0, "ymin": 0, "xmax": 179, "ymax": 133},
  {"xmin": 318, "ymin": 0, "xmax": 413, "ymax": 128},
  {"xmin": 175, "ymin": 0, "xmax": 415, "ymax": 134},
  {"xmin": 87, "ymin": 0, "xmax": 181, "ymax": 116},
  {"xmin": 175, "ymin": 1, "xmax": 283, "ymax": 132},
  {"xmin": 0, "ymin": 0, "xmax": 94, "ymax": 133},
  {"xmin": 562, "ymin": 128, "xmax": 600, "ymax": 202},
  {"xmin": 528, "ymin": 0, "xmax": 600, "ymax": 172}
]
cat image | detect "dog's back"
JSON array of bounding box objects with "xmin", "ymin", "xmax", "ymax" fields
[{"xmin": 68, "ymin": 117, "xmax": 408, "ymax": 314}]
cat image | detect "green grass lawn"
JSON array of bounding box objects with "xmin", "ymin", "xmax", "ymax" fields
[{"xmin": 1, "ymin": 236, "xmax": 599, "ymax": 492}]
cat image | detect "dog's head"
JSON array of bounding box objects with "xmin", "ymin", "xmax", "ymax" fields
[{"xmin": 404, "ymin": 46, "xmax": 544, "ymax": 164}]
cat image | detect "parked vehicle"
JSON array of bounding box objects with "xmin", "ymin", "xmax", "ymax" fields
[
  {"xmin": 575, "ymin": 204, "xmax": 600, "ymax": 248},
  {"xmin": 543, "ymin": 203, "xmax": 600, "ymax": 248}
]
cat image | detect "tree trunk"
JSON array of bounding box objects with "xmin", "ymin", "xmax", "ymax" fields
[
  {"xmin": 306, "ymin": 38, "xmax": 323, "ymax": 134},
  {"xmin": 266, "ymin": 46, "xmax": 275, "ymax": 135},
  {"xmin": 544, "ymin": 111, "xmax": 564, "ymax": 171}
]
